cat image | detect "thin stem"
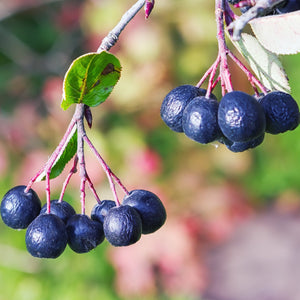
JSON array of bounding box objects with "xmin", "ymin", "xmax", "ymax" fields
[
  {"xmin": 98, "ymin": 0, "xmax": 146, "ymax": 52},
  {"xmin": 75, "ymin": 104, "xmax": 88, "ymax": 214},
  {"xmin": 228, "ymin": 0, "xmax": 285, "ymax": 40},
  {"xmin": 216, "ymin": 0, "xmax": 233, "ymax": 95},
  {"xmin": 46, "ymin": 172, "xmax": 51, "ymax": 214},
  {"xmin": 58, "ymin": 155, "xmax": 78, "ymax": 202},
  {"xmin": 86, "ymin": 175, "xmax": 101, "ymax": 204},
  {"xmin": 83, "ymin": 134, "xmax": 130, "ymax": 206},
  {"xmin": 25, "ymin": 117, "xmax": 76, "ymax": 193},
  {"xmin": 212, "ymin": 75, "xmax": 221, "ymax": 90},
  {"xmin": 228, "ymin": 50, "xmax": 268, "ymax": 94},
  {"xmin": 206, "ymin": 54, "xmax": 221, "ymax": 98},
  {"xmin": 196, "ymin": 59, "xmax": 218, "ymax": 88}
]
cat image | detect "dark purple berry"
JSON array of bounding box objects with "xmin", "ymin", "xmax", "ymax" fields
[
  {"xmin": 276, "ymin": 0, "xmax": 300, "ymax": 14},
  {"xmin": 122, "ymin": 189, "xmax": 166, "ymax": 234},
  {"xmin": 66, "ymin": 214, "xmax": 104, "ymax": 253},
  {"xmin": 259, "ymin": 91, "xmax": 299, "ymax": 134},
  {"xmin": 1, "ymin": 185, "xmax": 41, "ymax": 229},
  {"xmin": 218, "ymin": 91, "xmax": 266, "ymax": 142},
  {"xmin": 220, "ymin": 133, "xmax": 265, "ymax": 153},
  {"xmin": 25, "ymin": 213, "xmax": 67, "ymax": 258},
  {"xmin": 182, "ymin": 96, "xmax": 222, "ymax": 144},
  {"xmin": 40, "ymin": 200, "xmax": 76, "ymax": 224},
  {"xmin": 160, "ymin": 85, "xmax": 212, "ymax": 132},
  {"xmin": 103, "ymin": 205, "xmax": 142, "ymax": 246},
  {"xmin": 91, "ymin": 200, "xmax": 116, "ymax": 224}
]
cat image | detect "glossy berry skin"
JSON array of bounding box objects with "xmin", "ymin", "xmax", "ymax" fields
[
  {"xmin": 103, "ymin": 205, "xmax": 142, "ymax": 246},
  {"xmin": 182, "ymin": 96, "xmax": 222, "ymax": 144},
  {"xmin": 40, "ymin": 200, "xmax": 76, "ymax": 224},
  {"xmin": 276, "ymin": 0, "xmax": 300, "ymax": 14},
  {"xmin": 221, "ymin": 133, "xmax": 265, "ymax": 153},
  {"xmin": 123, "ymin": 189, "xmax": 166, "ymax": 234},
  {"xmin": 259, "ymin": 91, "xmax": 299, "ymax": 134},
  {"xmin": 160, "ymin": 85, "xmax": 208, "ymax": 132},
  {"xmin": 218, "ymin": 91, "xmax": 266, "ymax": 142},
  {"xmin": 25, "ymin": 213, "xmax": 67, "ymax": 258},
  {"xmin": 1, "ymin": 185, "xmax": 41, "ymax": 229},
  {"xmin": 66, "ymin": 214, "xmax": 105, "ymax": 253},
  {"xmin": 91, "ymin": 200, "xmax": 116, "ymax": 224}
]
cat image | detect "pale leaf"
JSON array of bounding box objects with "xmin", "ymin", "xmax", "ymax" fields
[
  {"xmin": 232, "ymin": 33, "xmax": 290, "ymax": 93},
  {"xmin": 250, "ymin": 11, "xmax": 300, "ymax": 55}
]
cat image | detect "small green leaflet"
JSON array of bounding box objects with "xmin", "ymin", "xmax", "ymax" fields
[
  {"xmin": 61, "ymin": 51, "xmax": 121, "ymax": 110},
  {"xmin": 37, "ymin": 126, "xmax": 77, "ymax": 181},
  {"xmin": 232, "ymin": 33, "xmax": 290, "ymax": 93}
]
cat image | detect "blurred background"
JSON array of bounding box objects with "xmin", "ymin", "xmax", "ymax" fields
[{"xmin": 0, "ymin": 0, "xmax": 300, "ymax": 299}]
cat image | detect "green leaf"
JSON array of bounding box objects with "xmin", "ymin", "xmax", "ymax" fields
[
  {"xmin": 61, "ymin": 51, "xmax": 121, "ymax": 110},
  {"xmin": 250, "ymin": 11, "xmax": 300, "ymax": 55},
  {"xmin": 232, "ymin": 33, "xmax": 290, "ymax": 93},
  {"xmin": 37, "ymin": 127, "xmax": 77, "ymax": 181}
]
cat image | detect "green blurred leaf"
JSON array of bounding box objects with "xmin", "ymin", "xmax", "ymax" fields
[
  {"xmin": 37, "ymin": 127, "xmax": 77, "ymax": 181},
  {"xmin": 61, "ymin": 51, "xmax": 121, "ymax": 110},
  {"xmin": 232, "ymin": 33, "xmax": 290, "ymax": 93}
]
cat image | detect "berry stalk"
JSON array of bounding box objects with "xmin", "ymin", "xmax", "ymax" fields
[
  {"xmin": 216, "ymin": 0, "xmax": 233, "ymax": 95},
  {"xmin": 25, "ymin": 0, "xmax": 146, "ymax": 213}
]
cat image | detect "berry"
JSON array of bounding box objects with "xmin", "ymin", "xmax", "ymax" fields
[
  {"xmin": 276, "ymin": 0, "xmax": 300, "ymax": 14},
  {"xmin": 123, "ymin": 189, "xmax": 166, "ymax": 234},
  {"xmin": 103, "ymin": 205, "xmax": 142, "ymax": 246},
  {"xmin": 220, "ymin": 133, "xmax": 265, "ymax": 153},
  {"xmin": 218, "ymin": 91, "xmax": 266, "ymax": 142},
  {"xmin": 25, "ymin": 213, "xmax": 67, "ymax": 258},
  {"xmin": 259, "ymin": 91, "xmax": 299, "ymax": 134},
  {"xmin": 1, "ymin": 185, "xmax": 41, "ymax": 229},
  {"xmin": 40, "ymin": 200, "xmax": 76, "ymax": 224},
  {"xmin": 66, "ymin": 214, "xmax": 105, "ymax": 253},
  {"xmin": 160, "ymin": 85, "xmax": 209, "ymax": 132},
  {"xmin": 228, "ymin": 0, "xmax": 241, "ymax": 4},
  {"xmin": 182, "ymin": 96, "xmax": 222, "ymax": 144},
  {"xmin": 91, "ymin": 200, "xmax": 116, "ymax": 224}
]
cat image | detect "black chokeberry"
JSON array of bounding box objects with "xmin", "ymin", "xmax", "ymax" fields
[
  {"xmin": 123, "ymin": 189, "xmax": 166, "ymax": 234},
  {"xmin": 25, "ymin": 213, "xmax": 67, "ymax": 258},
  {"xmin": 91, "ymin": 200, "xmax": 116, "ymax": 224},
  {"xmin": 259, "ymin": 91, "xmax": 299, "ymax": 134},
  {"xmin": 103, "ymin": 205, "xmax": 142, "ymax": 246},
  {"xmin": 276, "ymin": 0, "xmax": 300, "ymax": 14},
  {"xmin": 160, "ymin": 85, "xmax": 209, "ymax": 132},
  {"xmin": 66, "ymin": 214, "xmax": 105, "ymax": 253},
  {"xmin": 218, "ymin": 91, "xmax": 266, "ymax": 142},
  {"xmin": 40, "ymin": 200, "xmax": 76, "ymax": 224},
  {"xmin": 182, "ymin": 96, "xmax": 222, "ymax": 144},
  {"xmin": 1, "ymin": 185, "xmax": 41, "ymax": 229},
  {"xmin": 220, "ymin": 133, "xmax": 265, "ymax": 153}
]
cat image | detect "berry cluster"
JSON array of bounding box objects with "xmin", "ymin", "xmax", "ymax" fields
[
  {"xmin": 1, "ymin": 186, "xmax": 166, "ymax": 258},
  {"xmin": 161, "ymin": 85, "xmax": 299, "ymax": 152}
]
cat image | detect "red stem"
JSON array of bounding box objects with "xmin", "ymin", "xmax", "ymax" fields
[
  {"xmin": 25, "ymin": 118, "xmax": 76, "ymax": 194},
  {"xmin": 216, "ymin": 0, "xmax": 233, "ymax": 95},
  {"xmin": 228, "ymin": 50, "xmax": 268, "ymax": 95},
  {"xmin": 86, "ymin": 174, "xmax": 101, "ymax": 204},
  {"xmin": 206, "ymin": 54, "xmax": 221, "ymax": 98},
  {"xmin": 58, "ymin": 155, "xmax": 78, "ymax": 202},
  {"xmin": 83, "ymin": 134, "xmax": 129, "ymax": 206}
]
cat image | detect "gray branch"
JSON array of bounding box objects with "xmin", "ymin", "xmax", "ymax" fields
[
  {"xmin": 228, "ymin": 0, "xmax": 285, "ymax": 41},
  {"xmin": 97, "ymin": 0, "xmax": 146, "ymax": 52}
]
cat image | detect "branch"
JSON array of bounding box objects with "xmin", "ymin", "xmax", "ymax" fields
[
  {"xmin": 97, "ymin": 0, "xmax": 146, "ymax": 52},
  {"xmin": 228, "ymin": 0, "xmax": 285, "ymax": 40}
]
